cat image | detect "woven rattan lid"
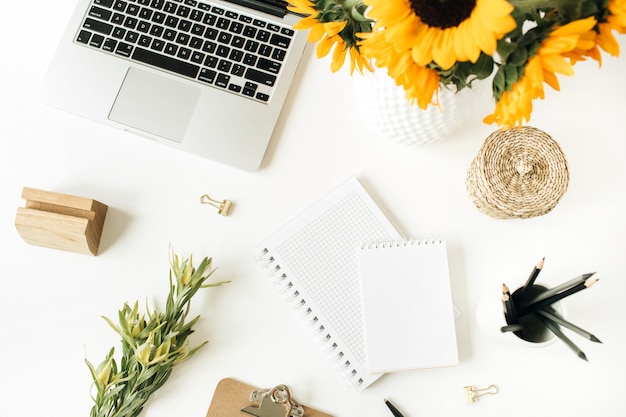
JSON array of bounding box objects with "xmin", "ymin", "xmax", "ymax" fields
[{"xmin": 466, "ymin": 126, "xmax": 569, "ymax": 219}]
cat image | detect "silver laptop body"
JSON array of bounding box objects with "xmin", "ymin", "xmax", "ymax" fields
[{"xmin": 40, "ymin": 0, "xmax": 307, "ymax": 171}]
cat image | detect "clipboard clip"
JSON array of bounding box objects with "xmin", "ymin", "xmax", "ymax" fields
[
  {"xmin": 200, "ymin": 194, "xmax": 233, "ymax": 216},
  {"xmin": 241, "ymin": 384, "xmax": 304, "ymax": 417},
  {"xmin": 464, "ymin": 384, "xmax": 498, "ymax": 403}
]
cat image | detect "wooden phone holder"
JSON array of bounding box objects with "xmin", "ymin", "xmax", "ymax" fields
[{"xmin": 15, "ymin": 187, "xmax": 108, "ymax": 256}]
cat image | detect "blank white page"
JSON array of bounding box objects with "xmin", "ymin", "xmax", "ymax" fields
[{"xmin": 358, "ymin": 239, "xmax": 458, "ymax": 373}]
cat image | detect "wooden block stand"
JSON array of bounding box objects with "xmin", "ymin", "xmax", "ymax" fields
[{"xmin": 15, "ymin": 187, "xmax": 108, "ymax": 256}]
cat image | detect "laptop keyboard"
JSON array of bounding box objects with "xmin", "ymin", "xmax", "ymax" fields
[{"xmin": 76, "ymin": 0, "xmax": 297, "ymax": 103}]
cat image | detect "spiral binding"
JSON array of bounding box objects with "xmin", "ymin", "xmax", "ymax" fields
[
  {"xmin": 361, "ymin": 238, "xmax": 444, "ymax": 250},
  {"xmin": 256, "ymin": 247, "xmax": 368, "ymax": 390}
]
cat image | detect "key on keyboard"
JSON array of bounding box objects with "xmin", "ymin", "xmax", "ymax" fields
[{"xmin": 76, "ymin": 0, "xmax": 296, "ymax": 103}]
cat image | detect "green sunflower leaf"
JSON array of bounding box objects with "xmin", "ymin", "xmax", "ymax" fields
[
  {"xmin": 508, "ymin": 46, "xmax": 527, "ymax": 66},
  {"xmin": 503, "ymin": 64, "xmax": 520, "ymax": 89},
  {"xmin": 472, "ymin": 54, "xmax": 495, "ymax": 80},
  {"xmin": 492, "ymin": 67, "xmax": 506, "ymax": 100}
]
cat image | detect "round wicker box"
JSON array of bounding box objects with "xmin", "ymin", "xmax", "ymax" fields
[{"xmin": 466, "ymin": 126, "xmax": 569, "ymax": 219}]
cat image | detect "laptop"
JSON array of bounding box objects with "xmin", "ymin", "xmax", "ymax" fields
[{"xmin": 40, "ymin": 0, "xmax": 308, "ymax": 171}]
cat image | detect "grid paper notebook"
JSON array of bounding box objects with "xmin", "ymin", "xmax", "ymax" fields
[
  {"xmin": 256, "ymin": 177, "xmax": 401, "ymax": 390},
  {"xmin": 358, "ymin": 239, "xmax": 458, "ymax": 373}
]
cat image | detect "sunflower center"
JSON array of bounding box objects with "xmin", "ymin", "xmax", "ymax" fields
[{"xmin": 409, "ymin": 0, "xmax": 477, "ymax": 29}]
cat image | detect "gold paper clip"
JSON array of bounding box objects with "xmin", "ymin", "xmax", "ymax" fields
[
  {"xmin": 200, "ymin": 194, "xmax": 233, "ymax": 216},
  {"xmin": 464, "ymin": 384, "xmax": 498, "ymax": 403}
]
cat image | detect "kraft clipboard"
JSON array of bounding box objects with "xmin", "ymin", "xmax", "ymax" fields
[{"xmin": 206, "ymin": 378, "xmax": 333, "ymax": 417}]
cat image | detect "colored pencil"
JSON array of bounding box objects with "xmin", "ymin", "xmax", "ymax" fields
[
  {"xmin": 519, "ymin": 278, "xmax": 598, "ymax": 316},
  {"xmin": 520, "ymin": 257, "xmax": 545, "ymax": 294},
  {"xmin": 536, "ymin": 313, "xmax": 588, "ymax": 361},
  {"xmin": 536, "ymin": 308, "xmax": 602, "ymax": 343}
]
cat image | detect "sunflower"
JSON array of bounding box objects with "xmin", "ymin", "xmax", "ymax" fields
[
  {"xmin": 287, "ymin": 0, "xmax": 372, "ymax": 73},
  {"xmin": 359, "ymin": 28, "xmax": 440, "ymax": 108},
  {"xmin": 594, "ymin": 0, "xmax": 626, "ymax": 57},
  {"xmin": 361, "ymin": 0, "xmax": 516, "ymax": 71},
  {"xmin": 561, "ymin": 0, "xmax": 626, "ymax": 66},
  {"xmin": 483, "ymin": 58, "xmax": 544, "ymax": 128},
  {"xmin": 608, "ymin": 0, "xmax": 626, "ymax": 31},
  {"xmin": 484, "ymin": 17, "xmax": 598, "ymax": 127}
]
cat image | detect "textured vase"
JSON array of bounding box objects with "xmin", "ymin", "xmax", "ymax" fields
[{"xmin": 354, "ymin": 67, "xmax": 487, "ymax": 146}]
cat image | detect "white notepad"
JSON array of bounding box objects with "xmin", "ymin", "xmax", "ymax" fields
[
  {"xmin": 358, "ymin": 239, "xmax": 458, "ymax": 373},
  {"xmin": 256, "ymin": 177, "xmax": 402, "ymax": 390}
]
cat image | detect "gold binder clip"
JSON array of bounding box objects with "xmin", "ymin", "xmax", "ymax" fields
[
  {"xmin": 242, "ymin": 385, "xmax": 304, "ymax": 417},
  {"xmin": 464, "ymin": 384, "xmax": 498, "ymax": 403},
  {"xmin": 200, "ymin": 194, "xmax": 233, "ymax": 216}
]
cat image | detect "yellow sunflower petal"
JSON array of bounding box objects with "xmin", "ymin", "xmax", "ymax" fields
[
  {"xmin": 287, "ymin": 0, "xmax": 314, "ymax": 8},
  {"xmin": 584, "ymin": 45, "xmax": 603, "ymax": 64},
  {"xmin": 316, "ymin": 36, "xmax": 336, "ymax": 58},
  {"xmin": 412, "ymin": 26, "xmax": 437, "ymax": 66},
  {"xmin": 306, "ymin": 22, "xmax": 326, "ymax": 43},
  {"xmin": 286, "ymin": 0, "xmax": 315, "ymax": 16},
  {"xmin": 597, "ymin": 22, "xmax": 622, "ymax": 56},
  {"xmin": 608, "ymin": 0, "xmax": 626, "ymax": 30},
  {"xmin": 323, "ymin": 21, "xmax": 348, "ymax": 37},
  {"xmin": 331, "ymin": 41, "xmax": 347, "ymax": 72},
  {"xmin": 470, "ymin": 19, "xmax": 499, "ymax": 57},
  {"xmin": 453, "ymin": 22, "xmax": 475, "ymax": 62},
  {"xmin": 383, "ymin": 13, "xmax": 422, "ymax": 50},
  {"xmin": 432, "ymin": 29, "xmax": 456, "ymax": 70},
  {"xmin": 364, "ymin": 0, "xmax": 411, "ymax": 25},
  {"xmin": 551, "ymin": 17, "xmax": 597, "ymax": 37},
  {"xmin": 294, "ymin": 16, "xmax": 320, "ymax": 31},
  {"xmin": 540, "ymin": 54, "xmax": 575, "ymax": 76},
  {"xmin": 349, "ymin": 46, "xmax": 373, "ymax": 74},
  {"xmin": 541, "ymin": 68, "xmax": 561, "ymax": 91},
  {"xmin": 473, "ymin": 0, "xmax": 516, "ymax": 34},
  {"xmin": 540, "ymin": 36, "xmax": 580, "ymax": 55}
]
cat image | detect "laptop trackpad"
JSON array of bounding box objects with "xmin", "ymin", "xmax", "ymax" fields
[{"xmin": 109, "ymin": 68, "xmax": 200, "ymax": 143}]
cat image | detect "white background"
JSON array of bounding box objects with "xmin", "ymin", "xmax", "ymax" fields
[{"xmin": 2, "ymin": 1, "xmax": 625, "ymax": 416}]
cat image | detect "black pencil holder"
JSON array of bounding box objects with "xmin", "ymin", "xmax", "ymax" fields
[
  {"xmin": 476, "ymin": 283, "xmax": 566, "ymax": 348},
  {"xmin": 507, "ymin": 284, "xmax": 564, "ymax": 344}
]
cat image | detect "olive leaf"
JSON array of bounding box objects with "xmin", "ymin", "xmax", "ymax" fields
[{"xmin": 86, "ymin": 252, "xmax": 229, "ymax": 417}]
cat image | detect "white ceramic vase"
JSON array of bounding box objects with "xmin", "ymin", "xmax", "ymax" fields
[{"xmin": 354, "ymin": 67, "xmax": 488, "ymax": 146}]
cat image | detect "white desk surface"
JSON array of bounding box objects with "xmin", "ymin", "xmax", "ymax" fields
[{"xmin": 2, "ymin": 2, "xmax": 626, "ymax": 416}]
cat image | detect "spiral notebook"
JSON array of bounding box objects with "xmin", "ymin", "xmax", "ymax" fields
[
  {"xmin": 256, "ymin": 177, "xmax": 402, "ymax": 391},
  {"xmin": 358, "ymin": 240, "xmax": 458, "ymax": 373}
]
